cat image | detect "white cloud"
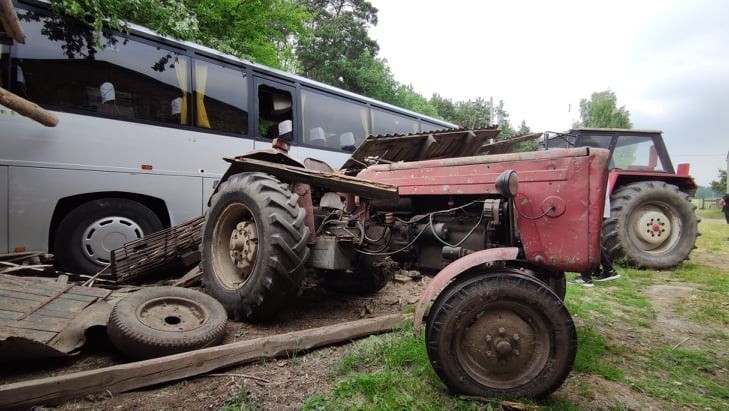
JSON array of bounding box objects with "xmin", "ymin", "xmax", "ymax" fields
[{"xmin": 368, "ymin": 0, "xmax": 729, "ymax": 186}]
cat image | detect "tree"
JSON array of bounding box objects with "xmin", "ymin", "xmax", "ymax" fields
[
  {"xmin": 575, "ymin": 89, "xmax": 632, "ymax": 128},
  {"xmin": 48, "ymin": 0, "xmax": 310, "ymax": 69},
  {"xmin": 297, "ymin": 0, "xmax": 383, "ymax": 94},
  {"xmin": 709, "ymin": 169, "xmax": 727, "ymax": 194}
]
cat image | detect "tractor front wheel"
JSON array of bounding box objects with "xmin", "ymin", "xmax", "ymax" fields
[{"xmin": 425, "ymin": 273, "xmax": 577, "ymax": 399}]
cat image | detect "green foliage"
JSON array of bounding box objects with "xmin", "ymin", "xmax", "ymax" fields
[
  {"xmin": 390, "ymin": 84, "xmax": 438, "ymax": 117},
  {"xmin": 49, "ymin": 0, "xmax": 310, "ymax": 69},
  {"xmin": 695, "ymin": 185, "xmax": 722, "ymax": 199},
  {"xmin": 576, "ymin": 89, "xmax": 632, "ymax": 128},
  {"xmin": 297, "ymin": 0, "xmax": 383, "ymax": 93},
  {"xmin": 709, "ymin": 169, "xmax": 727, "ymax": 194}
]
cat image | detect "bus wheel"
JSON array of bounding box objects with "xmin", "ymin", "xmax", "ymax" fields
[
  {"xmin": 201, "ymin": 172, "xmax": 310, "ymax": 322},
  {"xmin": 425, "ymin": 273, "xmax": 577, "ymax": 399},
  {"xmin": 53, "ymin": 198, "xmax": 163, "ymax": 275},
  {"xmin": 107, "ymin": 286, "xmax": 227, "ymax": 360}
]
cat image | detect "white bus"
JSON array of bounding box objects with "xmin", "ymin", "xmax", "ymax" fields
[{"xmin": 0, "ymin": 0, "xmax": 456, "ymax": 274}]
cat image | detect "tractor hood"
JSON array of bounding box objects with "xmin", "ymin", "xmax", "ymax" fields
[{"xmin": 340, "ymin": 127, "xmax": 502, "ymax": 172}]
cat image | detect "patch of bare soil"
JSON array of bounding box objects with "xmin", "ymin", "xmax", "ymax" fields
[{"xmin": 1, "ymin": 276, "xmax": 428, "ymax": 410}]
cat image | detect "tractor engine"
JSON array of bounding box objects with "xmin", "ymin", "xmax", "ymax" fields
[{"xmin": 309, "ymin": 195, "xmax": 513, "ymax": 275}]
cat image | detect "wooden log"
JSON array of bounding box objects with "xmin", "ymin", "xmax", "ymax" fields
[
  {"xmin": 0, "ymin": 87, "xmax": 58, "ymax": 127},
  {"xmin": 0, "ymin": 313, "xmax": 410, "ymax": 408},
  {"xmin": 0, "ymin": 0, "xmax": 25, "ymax": 44}
]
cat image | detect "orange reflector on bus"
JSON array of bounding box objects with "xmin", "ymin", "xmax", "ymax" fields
[
  {"xmin": 141, "ymin": 164, "xmax": 153, "ymax": 170},
  {"xmin": 14, "ymin": 246, "xmax": 27, "ymax": 253}
]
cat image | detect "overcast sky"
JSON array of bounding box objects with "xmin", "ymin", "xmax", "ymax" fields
[{"xmin": 368, "ymin": 0, "xmax": 728, "ymax": 187}]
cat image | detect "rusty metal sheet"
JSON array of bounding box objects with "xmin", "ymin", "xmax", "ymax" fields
[
  {"xmin": 341, "ymin": 127, "xmax": 501, "ymax": 171},
  {"xmin": 230, "ymin": 157, "xmax": 399, "ymax": 201}
]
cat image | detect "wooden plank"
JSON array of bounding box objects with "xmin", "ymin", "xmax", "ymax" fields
[
  {"xmin": 0, "ymin": 289, "xmax": 48, "ymax": 303},
  {"xmin": 0, "ymin": 288, "xmax": 99, "ymax": 303},
  {"xmin": 0, "ymin": 297, "xmax": 90, "ymax": 315},
  {"xmin": 229, "ymin": 158, "xmax": 399, "ymax": 201},
  {"xmin": 0, "ymin": 311, "xmax": 72, "ymax": 330},
  {"xmin": 0, "ymin": 314, "xmax": 409, "ymax": 408},
  {"xmin": 0, "ymin": 327, "xmax": 56, "ymax": 343},
  {"xmin": 0, "ymin": 278, "xmax": 110, "ymax": 300},
  {"xmin": 3, "ymin": 315, "xmax": 68, "ymax": 333}
]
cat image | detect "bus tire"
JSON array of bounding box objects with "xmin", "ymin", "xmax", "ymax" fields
[
  {"xmin": 201, "ymin": 172, "xmax": 310, "ymax": 322},
  {"xmin": 107, "ymin": 286, "xmax": 227, "ymax": 360},
  {"xmin": 53, "ymin": 198, "xmax": 164, "ymax": 275}
]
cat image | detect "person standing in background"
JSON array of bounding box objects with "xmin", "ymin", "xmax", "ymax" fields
[{"xmin": 721, "ymin": 193, "xmax": 729, "ymax": 225}]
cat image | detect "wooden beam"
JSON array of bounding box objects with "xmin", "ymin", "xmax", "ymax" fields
[
  {"xmin": 0, "ymin": 313, "xmax": 409, "ymax": 408},
  {"xmin": 0, "ymin": 87, "xmax": 58, "ymax": 127},
  {"xmin": 0, "ymin": 0, "xmax": 25, "ymax": 44}
]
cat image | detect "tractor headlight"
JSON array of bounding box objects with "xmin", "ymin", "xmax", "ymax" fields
[{"xmin": 495, "ymin": 170, "xmax": 519, "ymax": 198}]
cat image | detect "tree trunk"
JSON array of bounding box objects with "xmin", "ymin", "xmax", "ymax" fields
[
  {"xmin": 0, "ymin": 87, "xmax": 58, "ymax": 127},
  {"xmin": 0, "ymin": 0, "xmax": 26, "ymax": 44}
]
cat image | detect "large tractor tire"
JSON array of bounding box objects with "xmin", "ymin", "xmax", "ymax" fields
[
  {"xmin": 602, "ymin": 181, "xmax": 698, "ymax": 269},
  {"xmin": 201, "ymin": 172, "xmax": 310, "ymax": 321},
  {"xmin": 425, "ymin": 273, "xmax": 576, "ymax": 399},
  {"xmin": 107, "ymin": 286, "xmax": 227, "ymax": 360}
]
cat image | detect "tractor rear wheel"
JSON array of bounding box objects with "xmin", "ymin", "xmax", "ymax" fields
[
  {"xmin": 425, "ymin": 273, "xmax": 576, "ymax": 399},
  {"xmin": 602, "ymin": 181, "xmax": 697, "ymax": 269},
  {"xmin": 201, "ymin": 172, "xmax": 310, "ymax": 321}
]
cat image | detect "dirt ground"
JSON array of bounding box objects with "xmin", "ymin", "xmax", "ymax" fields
[
  {"xmin": 1, "ymin": 263, "xmax": 723, "ymax": 410},
  {"xmin": 1, "ymin": 275, "xmax": 428, "ymax": 410}
]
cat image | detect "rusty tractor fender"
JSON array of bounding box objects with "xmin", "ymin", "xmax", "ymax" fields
[{"xmin": 413, "ymin": 247, "xmax": 520, "ymax": 333}]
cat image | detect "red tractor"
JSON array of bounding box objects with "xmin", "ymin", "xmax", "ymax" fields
[
  {"xmin": 542, "ymin": 128, "xmax": 698, "ymax": 269},
  {"xmin": 200, "ymin": 127, "xmax": 610, "ymax": 398}
]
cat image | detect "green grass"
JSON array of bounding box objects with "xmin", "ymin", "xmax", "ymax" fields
[
  {"xmin": 301, "ymin": 329, "xmax": 494, "ymax": 411},
  {"xmin": 221, "ymin": 210, "xmax": 729, "ymax": 410}
]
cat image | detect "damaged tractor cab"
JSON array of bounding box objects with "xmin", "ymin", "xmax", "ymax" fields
[{"xmin": 200, "ymin": 127, "xmax": 610, "ymax": 399}]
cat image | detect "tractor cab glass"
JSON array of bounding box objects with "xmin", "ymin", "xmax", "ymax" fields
[{"xmin": 611, "ymin": 135, "xmax": 667, "ymax": 172}]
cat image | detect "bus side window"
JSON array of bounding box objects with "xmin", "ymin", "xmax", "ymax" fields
[
  {"xmin": 194, "ymin": 59, "xmax": 248, "ymax": 135},
  {"xmin": 257, "ymin": 85, "xmax": 292, "ymax": 140}
]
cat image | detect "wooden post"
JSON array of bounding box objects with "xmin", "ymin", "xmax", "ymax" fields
[
  {"xmin": 0, "ymin": 87, "xmax": 58, "ymax": 127},
  {"xmin": 0, "ymin": 0, "xmax": 26, "ymax": 44},
  {"xmin": 0, "ymin": 313, "xmax": 410, "ymax": 408}
]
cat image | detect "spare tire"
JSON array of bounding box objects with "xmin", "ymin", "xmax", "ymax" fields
[{"xmin": 107, "ymin": 286, "xmax": 227, "ymax": 360}]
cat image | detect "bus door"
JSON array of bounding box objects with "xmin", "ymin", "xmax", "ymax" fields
[{"xmin": 252, "ymin": 76, "xmax": 297, "ymax": 149}]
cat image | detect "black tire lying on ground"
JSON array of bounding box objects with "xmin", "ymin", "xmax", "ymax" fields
[{"xmin": 107, "ymin": 286, "xmax": 227, "ymax": 360}]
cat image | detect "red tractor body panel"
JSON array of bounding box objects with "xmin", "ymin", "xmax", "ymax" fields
[{"xmin": 357, "ymin": 147, "xmax": 610, "ymax": 273}]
